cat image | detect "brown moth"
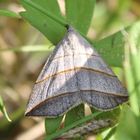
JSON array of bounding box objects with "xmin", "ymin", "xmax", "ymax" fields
[{"xmin": 25, "ymin": 26, "xmax": 128, "ymax": 117}]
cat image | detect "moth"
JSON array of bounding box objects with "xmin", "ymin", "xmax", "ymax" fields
[{"xmin": 25, "ymin": 26, "xmax": 128, "ymax": 117}]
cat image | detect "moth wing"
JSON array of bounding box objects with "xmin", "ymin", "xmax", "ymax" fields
[
  {"xmin": 25, "ymin": 26, "xmax": 128, "ymax": 117},
  {"xmin": 25, "ymin": 29, "xmax": 83, "ymax": 117},
  {"xmin": 70, "ymin": 27, "xmax": 128, "ymax": 110}
]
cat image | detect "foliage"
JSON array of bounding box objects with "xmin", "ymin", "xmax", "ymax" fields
[
  {"xmin": 115, "ymin": 22, "xmax": 140, "ymax": 140},
  {"xmin": 0, "ymin": 0, "xmax": 140, "ymax": 139},
  {"xmin": 19, "ymin": 0, "xmax": 130, "ymax": 139}
]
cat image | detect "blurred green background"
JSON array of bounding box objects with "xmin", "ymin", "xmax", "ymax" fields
[{"xmin": 0, "ymin": 0, "xmax": 140, "ymax": 140}]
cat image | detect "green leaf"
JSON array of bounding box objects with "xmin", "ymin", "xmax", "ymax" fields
[
  {"xmin": 65, "ymin": 104, "xmax": 84, "ymax": 127},
  {"xmin": 97, "ymin": 109, "xmax": 120, "ymax": 121},
  {"xmin": 115, "ymin": 106, "xmax": 140, "ymax": 140},
  {"xmin": 45, "ymin": 116, "xmax": 63, "ymax": 135},
  {"xmin": 114, "ymin": 21, "xmax": 140, "ymax": 140},
  {"xmin": 94, "ymin": 28, "xmax": 128, "ymax": 67},
  {"xmin": 124, "ymin": 40, "xmax": 139, "ymax": 115},
  {"xmin": 104, "ymin": 126, "xmax": 117, "ymax": 140},
  {"xmin": 30, "ymin": 0, "xmax": 62, "ymax": 18},
  {"xmin": 20, "ymin": 0, "xmax": 66, "ymax": 45},
  {"xmin": 123, "ymin": 21, "xmax": 140, "ymax": 115},
  {"xmin": 65, "ymin": 0, "xmax": 95, "ymax": 35},
  {"xmin": 0, "ymin": 9, "xmax": 20, "ymax": 18},
  {"xmin": 91, "ymin": 107, "xmax": 120, "ymax": 121},
  {"xmin": 0, "ymin": 96, "xmax": 11, "ymax": 122},
  {"xmin": 46, "ymin": 112, "xmax": 101, "ymax": 140}
]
